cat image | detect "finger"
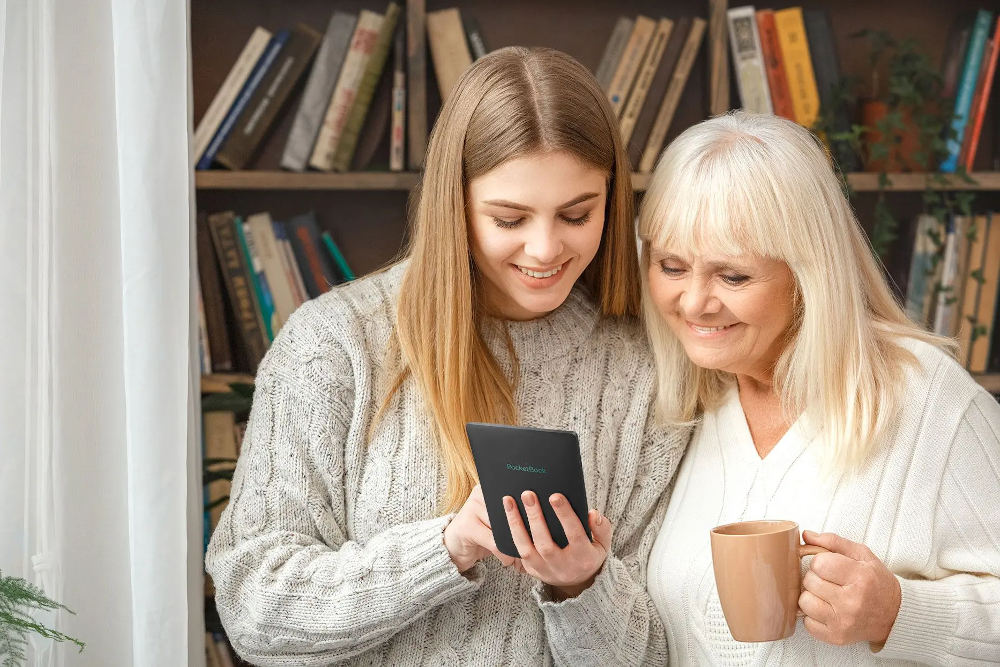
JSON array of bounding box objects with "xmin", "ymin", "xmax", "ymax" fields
[
  {"xmin": 521, "ymin": 490, "xmax": 558, "ymax": 559},
  {"xmin": 494, "ymin": 551, "xmax": 516, "ymax": 567},
  {"xmin": 588, "ymin": 509, "xmax": 612, "ymax": 551},
  {"xmin": 802, "ymin": 530, "xmax": 870, "ymax": 561},
  {"xmin": 548, "ymin": 494, "xmax": 589, "ymax": 545},
  {"xmin": 802, "ymin": 568, "xmax": 842, "ymax": 604},
  {"xmin": 809, "ymin": 551, "xmax": 859, "ymax": 586},
  {"xmin": 798, "ymin": 590, "xmax": 835, "ymax": 625},
  {"xmin": 802, "ymin": 615, "xmax": 834, "ymax": 644},
  {"xmin": 503, "ymin": 495, "xmax": 534, "ymax": 560}
]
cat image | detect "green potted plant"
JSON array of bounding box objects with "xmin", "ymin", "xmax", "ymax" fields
[{"xmin": 1, "ymin": 571, "xmax": 84, "ymax": 665}]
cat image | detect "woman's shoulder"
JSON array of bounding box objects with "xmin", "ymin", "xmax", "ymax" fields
[{"xmin": 895, "ymin": 335, "xmax": 991, "ymax": 416}]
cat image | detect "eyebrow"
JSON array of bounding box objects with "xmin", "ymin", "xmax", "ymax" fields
[{"xmin": 482, "ymin": 192, "xmax": 600, "ymax": 212}]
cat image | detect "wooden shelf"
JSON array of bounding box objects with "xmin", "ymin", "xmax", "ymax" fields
[
  {"xmin": 196, "ymin": 170, "xmax": 1000, "ymax": 192},
  {"xmin": 976, "ymin": 374, "xmax": 1000, "ymax": 394}
]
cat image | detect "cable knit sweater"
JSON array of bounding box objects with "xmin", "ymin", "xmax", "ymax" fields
[
  {"xmin": 205, "ymin": 262, "xmax": 688, "ymax": 666},
  {"xmin": 648, "ymin": 337, "xmax": 1000, "ymax": 665}
]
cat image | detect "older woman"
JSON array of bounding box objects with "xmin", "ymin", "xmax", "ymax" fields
[{"xmin": 640, "ymin": 111, "xmax": 1000, "ymax": 664}]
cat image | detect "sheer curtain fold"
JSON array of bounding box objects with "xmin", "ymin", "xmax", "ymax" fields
[{"xmin": 0, "ymin": 0, "xmax": 203, "ymax": 665}]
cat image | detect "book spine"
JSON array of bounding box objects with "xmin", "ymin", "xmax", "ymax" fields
[
  {"xmin": 310, "ymin": 11, "xmax": 384, "ymax": 171},
  {"xmin": 390, "ymin": 27, "xmax": 406, "ymax": 172},
  {"xmin": 620, "ymin": 18, "xmax": 673, "ymax": 144},
  {"xmin": 406, "ymin": 0, "xmax": 427, "ymax": 169},
  {"xmin": 727, "ymin": 6, "xmax": 773, "ymax": 114},
  {"xmin": 196, "ymin": 286, "xmax": 212, "ymax": 374},
  {"xmin": 774, "ymin": 8, "xmax": 820, "ymax": 128},
  {"xmin": 941, "ymin": 10, "xmax": 994, "ymax": 173},
  {"xmin": 426, "ymin": 8, "xmax": 474, "ymax": 103},
  {"xmin": 273, "ymin": 221, "xmax": 308, "ymax": 306},
  {"xmin": 197, "ymin": 31, "xmax": 289, "ymax": 170},
  {"xmin": 332, "ymin": 3, "xmax": 402, "ymax": 172},
  {"xmin": 280, "ymin": 12, "xmax": 358, "ymax": 172},
  {"xmin": 206, "ymin": 211, "xmax": 268, "ymax": 371},
  {"xmin": 962, "ymin": 19, "xmax": 1000, "ymax": 171},
  {"xmin": 236, "ymin": 220, "xmax": 275, "ymax": 342},
  {"xmin": 970, "ymin": 213, "xmax": 1000, "ymax": 372},
  {"xmin": 247, "ymin": 212, "xmax": 297, "ymax": 329},
  {"xmin": 196, "ymin": 213, "xmax": 233, "ymax": 371},
  {"xmin": 756, "ymin": 10, "xmax": 795, "ymax": 120},
  {"xmin": 321, "ymin": 231, "xmax": 356, "ymax": 281},
  {"xmin": 463, "ymin": 15, "xmax": 488, "ymax": 60},
  {"xmin": 294, "ymin": 225, "xmax": 335, "ymax": 295},
  {"xmin": 957, "ymin": 214, "xmax": 989, "ymax": 366},
  {"xmin": 708, "ymin": 0, "xmax": 730, "ymax": 115},
  {"xmin": 193, "ymin": 27, "xmax": 271, "ymax": 166},
  {"xmin": 959, "ymin": 36, "xmax": 994, "ymax": 170},
  {"xmin": 606, "ymin": 16, "xmax": 656, "ymax": 117},
  {"xmin": 904, "ymin": 214, "xmax": 940, "ymax": 327},
  {"xmin": 595, "ymin": 17, "xmax": 635, "ymax": 91},
  {"xmin": 639, "ymin": 18, "xmax": 707, "ymax": 173},
  {"xmin": 216, "ymin": 24, "xmax": 323, "ymax": 171}
]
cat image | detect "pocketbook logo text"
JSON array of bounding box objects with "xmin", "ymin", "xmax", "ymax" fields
[{"xmin": 506, "ymin": 463, "xmax": 547, "ymax": 474}]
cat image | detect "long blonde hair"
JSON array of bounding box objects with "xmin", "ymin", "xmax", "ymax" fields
[
  {"xmin": 638, "ymin": 111, "xmax": 951, "ymax": 470},
  {"xmin": 383, "ymin": 47, "xmax": 639, "ymax": 512}
]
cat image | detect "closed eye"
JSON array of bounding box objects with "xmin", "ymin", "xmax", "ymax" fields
[
  {"xmin": 560, "ymin": 212, "xmax": 591, "ymax": 226},
  {"xmin": 493, "ymin": 216, "xmax": 524, "ymax": 229},
  {"xmin": 721, "ymin": 274, "xmax": 749, "ymax": 286}
]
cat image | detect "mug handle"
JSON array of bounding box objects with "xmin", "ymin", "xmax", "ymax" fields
[{"xmin": 795, "ymin": 544, "xmax": 830, "ymax": 617}]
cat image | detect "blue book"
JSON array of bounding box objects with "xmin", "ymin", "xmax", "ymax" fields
[
  {"xmin": 940, "ymin": 10, "xmax": 994, "ymax": 173},
  {"xmin": 233, "ymin": 217, "xmax": 274, "ymax": 342},
  {"xmin": 196, "ymin": 29, "xmax": 290, "ymax": 170}
]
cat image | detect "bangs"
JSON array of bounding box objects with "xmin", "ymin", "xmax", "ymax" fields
[{"xmin": 640, "ymin": 132, "xmax": 799, "ymax": 263}]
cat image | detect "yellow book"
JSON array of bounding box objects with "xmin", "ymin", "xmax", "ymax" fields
[{"xmin": 773, "ymin": 8, "xmax": 819, "ymax": 128}]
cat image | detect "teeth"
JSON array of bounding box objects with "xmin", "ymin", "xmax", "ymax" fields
[
  {"xmin": 692, "ymin": 324, "xmax": 730, "ymax": 333},
  {"xmin": 518, "ymin": 264, "xmax": 561, "ymax": 279}
]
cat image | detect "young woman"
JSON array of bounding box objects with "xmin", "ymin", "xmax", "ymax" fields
[
  {"xmin": 206, "ymin": 47, "xmax": 687, "ymax": 665},
  {"xmin": 639, "ymin": 111, "xmax": 1000, "ymax": 664}
]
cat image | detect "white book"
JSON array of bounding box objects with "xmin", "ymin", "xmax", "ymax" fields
[
  {"xmin": 280, "ymin": 237, "xmax": 309, "ymax": 306},
  {"xmin": 247, "ymin": 212, "xmax": 298, "ymax": 330},
  {"xmin": 726, "ymin": 6, "xmax": 772, "ymax": 114},
  {"xmin": 192, "ymin": 27, "xmax": 272, "ymax": 166}
]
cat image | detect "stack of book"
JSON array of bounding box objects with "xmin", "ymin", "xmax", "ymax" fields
[
  {"xmin": 906, "ymin": 211, "xmax": 1000, "ymax": 373},
  {"xmin": 196, "ymin": 210, "xmax": 355, "ymax": 375}
]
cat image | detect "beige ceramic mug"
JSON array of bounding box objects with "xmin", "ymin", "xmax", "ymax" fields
[{"xmin": 709, "ymin": 519, "xmax": 828, "ymax": 642}]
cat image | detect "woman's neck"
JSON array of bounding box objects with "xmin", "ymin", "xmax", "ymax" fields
[{"xmin": 735, "ymin": 374, "xmax": 791, "ymax": 459}]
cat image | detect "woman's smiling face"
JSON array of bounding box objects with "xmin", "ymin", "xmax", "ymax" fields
[{"xmin": 646, "ymin": 248, "xmax": 798, "ymax": 382}]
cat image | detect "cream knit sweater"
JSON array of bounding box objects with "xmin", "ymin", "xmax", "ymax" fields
[
  {"xmin": 205, "ymin": 263, "xmax": 688, "ymax": 666},
  {"xmin": 648, "ymin": 337, "xmax": 1000, "ymax": 665}
]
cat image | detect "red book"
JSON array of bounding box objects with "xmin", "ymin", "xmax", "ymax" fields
[
  {"xmin": 756, "ymin": 10, "xmax": 795, "ymax": 120},
  {"xmin": 962, "ymin": 19, "xmax": 1000, "ymax": 171}
]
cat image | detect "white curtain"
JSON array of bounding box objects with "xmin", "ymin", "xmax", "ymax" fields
[{"xmin": 0, "ymin": 0, "xmax": 204, "ymax": 665}]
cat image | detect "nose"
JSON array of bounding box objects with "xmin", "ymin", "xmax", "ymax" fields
[
  {"xmin": 523, "ymin": 221, "xmax": 564, "ymax": 265},
  {"xmin": 678, "ymin": 275, "xmax": 721, "ymax": 316}
]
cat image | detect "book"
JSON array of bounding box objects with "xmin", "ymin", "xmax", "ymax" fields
[
  {"xmin": 197, "ymin": 30, "xmax": 289, "ymax": 170},
  {"xmin": 333, "ymin": 2, "xmax": 402, "ymax": 172},
  {"xmin": 236, "ymin": 219, "xmax": 276, "ymax": 342},
  {"xmin": 197, "ymin": 286, "xmax": 212, "ymax": 374},
  {"xmin": 940, "ymin": 10, "xmax": 994, "ymax": 173},
  {"xmin": 628, "ymin": 17, "xmax": 690, "ymax": 170},
  {"xmin": 756, "ymin": 9, "xmax": 795, "ymax": 120},
  {"xmin": 196, "ymin": 213, "xmax": 233, "ymax": 371},
  {"xmin": 620, "ymin": 18, "xmax": 673, "ymax": 144},
  {"xmin": 961, "ymin": 18, "xmax": 1000, "ymax": 171},
  {"xmin": 310, "ymin": 11, "xmax": 385, "ymax": 171},
  {"xmin": 280, "ymin": 11, "xmax": 358, "ymax": 172},
  {"xmin": 207, "ymin": 211, "xmax": 268, "ymax": 371},
  {"xmin": 905, "ymin": 214, "xmax": 943, "ymax": 328},
  {"xmin": 934, "ymin": 215, "xmax": 972, "ymax": 337},
  {"xmin": 727, "ymin": 6, "xmax": 772, "ymax": 114},
  {"xmin": 639, "ymin": 18, "xmax": 707, "ymax": 173},
  {"xmin": 273, "ymin": 221, "xmax": 309, "ymax": 306},
  {"xmin": 203, "ymin": 410, "xmax": 238, "ymax": 532},
  {"xmin": 970, "ymin": 212, "xmax": 1000, "ymax": 373},
  {"xmin": 286, "ymin": 211, "xmax": 340, "ymax": 297},
  {"xmin": 708, "ymin": 0, "xmax": 730, "ymax": 116},
  {"xmin": 595, "ymin": 17, "xmax": 635, "ymax": 91},
  {"xmin": 463, "ymin": 15, "xmax": 489, "ymax": 60},
  {"xmin": 390, "ymin": 26, "xmax": 406, "ymax": 171},
  {"xmin": 406, "ymin": 0, "xmax": 428, "ymax": 169},
  {"xmin": 803, "ymin": 9, "xmax": 859, "ymax": 171},
  {"xmin": 427, "ymin": 8, "xmax": 473, "ymax": 103},
  {"xmin": 958, "ymin": 214, "xmax": 990, "ymax": 366},
  {"xmin": 247, "ymin": 212, "xmax": 298, "ymax": 330},
  {"xmin": 942, "ymin": 15, "xmax": 974, "ymax": 100},
  {"xmin": 321, "ymin": 231, "xmax": 356, "ymax": 281},
  {"xmin": 607, "ymin": 16, "xmax": 656, "ymax": 117},
  {"xmin": 351, "ymin": 54, "xmax": 395, "ymax": 171},
  {"xmin": 193, "ymin": 27, "xmax": 271, "ymax": 166},
  {"xmin": 215, "ymin": 23, "xmax": 323, "ymax": 170},
  {"xmin": 774, "ymin": 7, "xmax": 820, "ymax": 128}
]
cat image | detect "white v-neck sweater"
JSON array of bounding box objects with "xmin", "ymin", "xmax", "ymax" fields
[
  {"xmin": 206, "ymin": 262, "xmax": 688, "ymax": 666},
  {"xmin": 648, "ymin": 337, "xmax": 1000, "ymax": 665}
]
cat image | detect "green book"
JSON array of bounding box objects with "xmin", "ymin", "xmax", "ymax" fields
[
  {"xmin": 321, "ymin": 231, "xmax": 356, "ymax": 281},
  {"xmin": 331, "ymin": 2, "xmax": 401, "ymax": 172},
  {"xmin": 234, "ymin": 217, "xmax": 275, "ymax": 342}
]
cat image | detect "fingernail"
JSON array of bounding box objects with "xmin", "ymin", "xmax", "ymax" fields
[
  {"xmin": 522, "ymin": 491, "xmax": 535, "ymax": 507},
  {"xmin": 550, "ymin": 494, "xmax": 563, "ymax": 507},
  {"xmin": 503, "ymin": 496, "xmax": 514, "ymax": 511},
  {"xmin": 594, "ymin": 511, "xmax": 602, "ymax": 525}
]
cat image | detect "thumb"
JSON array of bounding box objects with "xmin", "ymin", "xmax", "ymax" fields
[
  {"xmin": 802, "ymin": 529, "xmax": 869, "ymax": 561},
  {"xmin": 589, "ymin": 509, "xmax": 613, "ymax": 551}
]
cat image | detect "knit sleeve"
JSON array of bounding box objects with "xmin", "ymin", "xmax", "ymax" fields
[
  {"xmin": 531, "ymin": 409, "xmax": 688, "ymax": 666},
  {"xmin": 877, "ymin": 390, "xmax": 1000, "ymax": 665},
  {"xmin": 204, "ymin": 302, "xmax": 477, "ymax": 666}
]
